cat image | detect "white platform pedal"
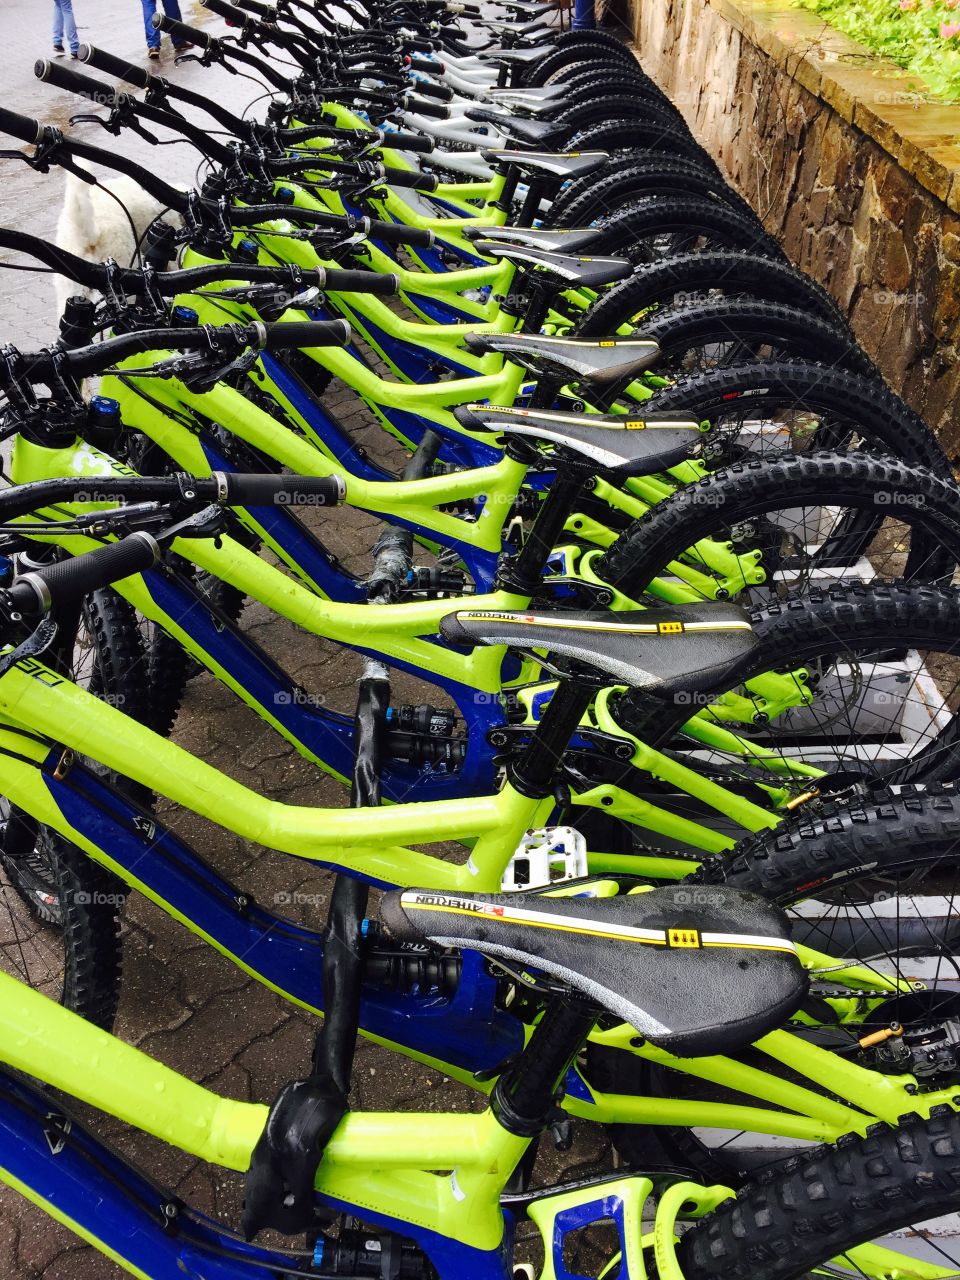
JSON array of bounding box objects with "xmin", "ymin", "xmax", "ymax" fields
[{"xmin": 501, "ymin": 826, "xmax": 588, "ymax": 891}]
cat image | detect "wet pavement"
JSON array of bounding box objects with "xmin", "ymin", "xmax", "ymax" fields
[{"xmin": 0, "ymin": 3, "xmax": 611, "ymax": 1274}]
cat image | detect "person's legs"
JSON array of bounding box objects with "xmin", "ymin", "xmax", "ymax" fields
[
  {"xmin": 141, "ymin": 0, "xmax": 159, "ymax": 48},
  {"xmin": 58, "ymin": 0, "xmax": 79, "ymax": 54},
  {"xmin": 160, "ymin": 0, "xmax": 187, "ymax": 47},
  {"xmin": 52, "ymin": 0, "xmax": 64, "ymax": 51}
]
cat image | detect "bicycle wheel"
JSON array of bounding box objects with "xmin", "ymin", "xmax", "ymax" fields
[
  {"xmin": 576, "ymin": 250, "xmax": 850, "ymax": 337},
  {"xmin": 546, "ymin": 157, "xmax": 757, "ymax": 230},
  {"xmin": 615, "ymin": 583, "xmax": 960, "ymax": 789},
  {"xmin": 595, "ymin": 783, "xmax": 960, "ymax": 1186},
  {"xmin": 597, "ymin": 452, "xmax": 960, "ymax": 608},
  {"xmin": 633, "ymin": 299, "xmax": 875, "ymax": 378},
  {"xmin": 550, "ymin": 95, "xmax": 693, "ymax": 139},
  {"xmin": 588, "ymin": 195, "xmax": 786, "ymax": 266},
  {"xmin": 677, "ymin": 1108, "xmax": 960, "ymax": 1280},
  {"xmin": 546, "ymin": 69, "xmax": 673, "ymax": 113},
  {"xmin": 563, "ymin": 119, "xmax": 709, "ymax": 164},
  {"xmin": 627, "ymin": 359, "xmax": 948, "ymax": 475},
  {"xmin": 520, "ymin": 41, "xmax": 637, "ymax": 86},
  {"xmin": 0, "ymin": 588, "xmax": 137, "ymax": 1027}
]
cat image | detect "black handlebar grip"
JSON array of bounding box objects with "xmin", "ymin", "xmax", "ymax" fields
[
  {"xmin": 35, "ymin": 57, "xmax": 118, "ymax": 105},
  {"xmin": 226, "ymin": 0, "xmax": 275, "ymax": 13},
  {"xmin": 402, "ymin": 95, "xmax": 449, "ymax": 120},
  {"xmin": 9, "ymin": 533, "xmax": 160, "ymax": 617},
  {"xmin": 77, "ymin": 44, "xmax": 152, "ymax": 89},
  {"xmin": 202, "ymin": 0, "xmax": 252, "ymax": 18},
  {"xmin": 152, "ymin": 12, "xmax": 213, "ymax": 47},
  {"xmin": 262, "ymin": 320, "xmax": 351, "ymax": 351},
  {"xmin": 377, "ymin": 168, "xmax": 439, "ymax": 193},
  {"xmin": 0, "ymin": 107, "xmax": 44, "ymax": 145},
  {"xmin": 365, "ymin": 219, "xmax": 435, "ymax": 248},
  {"xmin": 401, "ymin": 36, "xmax": 434, "ymax": 53},
  {"xmin": 409, "ymin": 78, "xmax": 453, "ymax": 102},
  {"xmin": 321, "ymin": 269, "xmax": 400, "ymax": 296},
  {"xmin": 222, "ymin": 474, "xmax": 345, "ymax": 507},
  {"xmin": 406, "ymin": 55, "xmax": 443, "ymax": 74},
  {"xmin": 382, "ymin": 129, "xmax": 433, "ymax": 155}
]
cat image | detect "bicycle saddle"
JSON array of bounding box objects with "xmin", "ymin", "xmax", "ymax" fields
[
  {"xmin": 381, "ymin": 885, "xmax": 806, "ymax": 1057},
  {"xmin": 471, "ymin": 240, "xmax": 631, "ymax": 291},
  {"xmin": 480, "ymin": 150, "xmax": 609, "ymax": 182},
  {"xmin": 465, "ymin": 107, "xmax": 566, "ymax": 147},
  {"xmin": 479, "ymin": 44, "xmax": 556, "ymax": 64},
  {"xmin": 462, "ymin": 333, "xmax": 659, "ymax": 384},
  {"xmin": 488, "ymin": 84, "xmax": 570, "ymax": 109},
  {"xmin": 488, "ymin": 85, "xmax": 570, "ymax": 106},
  {"xmin": 476, "ymin": 18, "xmax": 553, "ymax": 36},
  {"xmin": 455, "ymin": 404, "xmax": 699, "ymax": 474},
  {"xmin": 439, "ymin": 602, "xmax": 758, "ymax": 693},
  {"xmin": 462, "ymin": 224, "xmax": 605, "ymax": 253}
]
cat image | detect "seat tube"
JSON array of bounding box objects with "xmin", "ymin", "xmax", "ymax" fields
[
  {"xmin": 509, "ymin": 680, "xmax": 596, "ymax": 799},
  {"xmin": 491, "ymin": 995, "xmax": 598, "ymax": 1135},
  {"xmin": 498, "ymin": 463, "xmax": 584, "ymax": 595}
]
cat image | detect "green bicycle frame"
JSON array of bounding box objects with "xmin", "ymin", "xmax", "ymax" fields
[
  {"xmin": 0, "ymin": 636, "xmax": 954, "ymax": 1148},
  {"xmin": 11, "ymin": 429, "xmax": 818, "ymax": 857}
]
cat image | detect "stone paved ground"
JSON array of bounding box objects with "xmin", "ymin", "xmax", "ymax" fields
[{"xmin": 0, "ymin": 3, "xmax": 610, "ymax": 1274}]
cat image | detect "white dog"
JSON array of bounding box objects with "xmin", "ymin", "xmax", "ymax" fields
[{"xmin": 54, "ymin": 172, "xmax": 184, "ymax": 315}]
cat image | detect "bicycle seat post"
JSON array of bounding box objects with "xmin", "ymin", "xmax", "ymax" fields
[{"xmin": 491, "ymin": 993, "xmax": 597, "ymax": 1137}]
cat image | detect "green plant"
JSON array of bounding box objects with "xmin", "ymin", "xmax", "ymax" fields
[{"xmin": 795, "ymin": 0, "xmax": 960, "ymax": 102}]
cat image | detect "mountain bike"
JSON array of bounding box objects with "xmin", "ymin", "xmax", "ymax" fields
[{"xmin": 2, "ymin": 510, "xmax": 960, "ymax": 1182}]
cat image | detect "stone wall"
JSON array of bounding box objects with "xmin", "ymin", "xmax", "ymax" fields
[{"xmin": 629, "ymin": 0, "xmax": 960, "ymax": 456}]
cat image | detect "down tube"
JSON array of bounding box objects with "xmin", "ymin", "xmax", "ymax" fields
[{"xmin": 11, "ymin": 746, "xmax": 524, "ymax": 1077}]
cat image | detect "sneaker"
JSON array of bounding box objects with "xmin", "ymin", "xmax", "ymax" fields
[
  {"xmin": 70, "ymin": 50, "xmax": 79, "ymax": 59},
  {"xmin": 147, "ymin": 46, "xmax": 160, "ymax": 59},
  {"xmin": 52, "ymin": 43, "xmax": 65, "ymax": 55}
]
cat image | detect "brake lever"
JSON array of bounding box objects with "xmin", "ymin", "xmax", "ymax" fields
[
  {"xmin": 156, "ymin": 503, "xmax": 229, "ymax": 546},
  {"xmin": 0, "ymin": 617, "xmax": 58, "ymax": 680},
  {"xmin": 68, "ymin": 108, "xmax": 160, "ymax": 148},
  {"xmin": 177, "ymin": 342, "xmax": 264, "ymax": 394},
  {"xmin": 0, "ymin": 129, "xmax": 97, "ymax": 185}
]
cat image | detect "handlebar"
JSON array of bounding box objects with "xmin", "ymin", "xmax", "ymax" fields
[
  {"xmin": 402, "ymin": 94, "xmax": 449, "ymax": 120},
  {"xmin": 77, "ymin": 45, "xmax": 251, "ymax": 136},
  {"xmin": 77, "ymin": 42, "xmax": 151, "ymax": 89},
  {"xmin": 408, "ymin": 77, "xmax": 453, "ymax": 102},
  {"xmin": 12, "ymin": 320, "xmax": 350, "ymax": 382},
  {"xmin": 151, "ymin": 12, "xmax": 214, "ymax": 48},
  {"xmin": 281, "ymin": 122, "xmax": 433, "ymax": 155},
  {"xmin": 226, "ymin": 203, "xmax": 436, "ymax": 246},
  {"xmin": 5, "ymin": 533, "xmax": 161, "ymax": 616},
  {"xmin": 34, "ymin": 58, "xmax": 236, "ymax": 165},
  {"xmin": 0, "ymin": 107, "xmax": 44, "ymax": 146},
  {"xmin": 0, "ymin": 472, "xmax": 344, "ymax": 529},
  {"xmin": 0, "ymin": 106, "xmax": 189, "ymax": 210}
]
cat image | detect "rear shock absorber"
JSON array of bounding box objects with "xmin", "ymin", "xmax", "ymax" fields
[
  {"xmin": 384, "ymin": 704, "xmax": 467, "ymax": 770},
  {"xmin": 362, "ymin": 934, "xmax": 462, "ymax": 996},
  {"xmin": 313, "ymin": 1226, "xmax": 435, "ymax": 1278}
]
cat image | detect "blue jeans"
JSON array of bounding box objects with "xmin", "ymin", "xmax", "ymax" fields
[
  {"xmin": 52, "ymin": 0, "xmax": 79, "ymax": 53},
  {"xmin": 141, "ymin": 0, "xmax": 184, "ymax": 48}
]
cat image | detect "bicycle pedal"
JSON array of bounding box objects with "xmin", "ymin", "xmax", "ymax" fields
[{"xmin": 501, "ymin": 826, "xmax": 587, "ymax": 891}]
